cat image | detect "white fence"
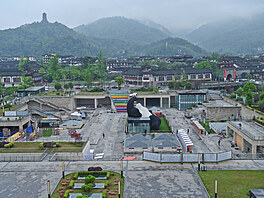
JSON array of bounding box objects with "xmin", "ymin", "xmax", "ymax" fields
[{"xmin": 143, "ymin": 151, "xmax": 232, "ymax": 163}]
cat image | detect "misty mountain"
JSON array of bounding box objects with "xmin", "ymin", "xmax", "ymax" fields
[
  {"xmin": 186, "ymin": 14, "xmax": 264, "ymax": 54},
  {"xmin": 0, "ymin": 20, "xmax": 100, "ymax": 57},
  {"xmin": 142, "ymin": 37, "xmax": 207, "ymax": 56},
  {"xmin": 136, "ymin": 19, "xmax": 174, "ymax": 37},
  {"xmin": 0, "ymin": 15, "xmax": 207, "ymax": 57},
  {"xmin": 74, "ymin": 16, "xmax": 170, "ymax": 45}
]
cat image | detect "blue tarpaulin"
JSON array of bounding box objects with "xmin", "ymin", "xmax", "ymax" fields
[{"xmin": 26, "ymin": 125, "xmax": 33, "ymax": 135}]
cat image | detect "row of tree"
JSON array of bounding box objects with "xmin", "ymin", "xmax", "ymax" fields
[
  {"xmin": 39, "ymin": 52, "xmax": 107, "ymax": 86},
  {"xmin": 235, "ymin": 82, "xmax": 264, "ymax": 111}
]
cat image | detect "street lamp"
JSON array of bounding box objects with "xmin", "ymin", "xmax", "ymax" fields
[
  {"xmin": 118, "ymin": 180, "xmax": 121, "ymax": 198},
  {"xmin": 47, "ymin": 180, "xmax": 51, "ymax": 198},
  {"xmin": 120, "ymin": 159, "xmax": 123, "ymax": 178},
  {"xmin": 62, "ymin": 161, "xmax": 65, "ymax": 179}
]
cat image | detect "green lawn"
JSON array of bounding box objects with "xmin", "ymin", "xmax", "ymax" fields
[
  {"xmin": 159, "ymin": 116, "xmax": 170, "ymax": 131},
  {"xmin": 39, "ymin": 91, "xmax": 74, "ymax": 96},
  {"xmin": 77, "ymin": 91, "xmax": 105, "ymax": 95},
  {"xmin": 199, "ymin": 170, "xmax": 264, "ymax": 198},
  {"xmin": 0, "ymin": 142, "xmax": 84, "ymax": 153},
  {"xmin": 0, "ymin": 105, "xmax": 22, "ymax": 115},
  {"xmin": 52, "ymin": 171, "xmax": 125, "ymax": 198},
  {"xmin": 43, "ymin": 129, "xmax": 52, "ymax": 137},
  {"xmin": 199, "ymin": 121, "xmax": 215, "ymax": 134}
]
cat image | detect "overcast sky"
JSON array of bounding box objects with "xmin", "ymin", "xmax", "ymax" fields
[{"xmin": 1, "ymin": 0, "xmax": 264, "ymax": 35}]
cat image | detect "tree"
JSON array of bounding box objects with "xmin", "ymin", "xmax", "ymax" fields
[
  {"xmin": 194, "ymin": 61, "xmax": 211, "ymax": 69},
  {"xmin": 236, "ymin": 87, "xmax": 243, "ymax": 96},
  {"xmin": 68, "ymin": 82, "xmax": 74, "ymax": 90},
  {"xmin": 245, "ymin": 91, "xmax": 254, "ymax": 106},
  {"xmin": 247, "ymin": 74, "xmax": 253, "ymax": 81},
  {"xmin": 168, "ymin": 81, "xmax": 175, "ymax": 89},
  {"xmin": 46, "ymin": 55, "xmax": 63, "ymax": 82},
  {"xmin": 18, "ymin": 56, "xmax": 29, "ymax": 77},
  {"xmin": 259, "ymin": 92, "xmax": 264, "ymax": 101},
  {"xmin": 54, "ymin": 82, "xmax": 61, "ymax": 91},
  {"xmin": 23, "ymin": 77, "xmax": 34, "ymax": 87},
  {"xmin": 185, "ymin": 81, "xmax": 192, "ymax": 89},
  {"xmin": 82, "ymin": 69, "xmax": 92, "ymax": 88},
  {"xmin": 180, "ymin": 70, "xmax": 186, "ymax": 81},
  {"xmin": 258, "ymin": 99, "xmax": 264, "ymax": 111},
  {"xmin": 4, "ymin": 103, "xmax": 12, "ymax": 110},
  {"xmin": 243, "ymin": 82, "xmax": 256, "ymax": 94},
  {"xmin": 169, "ymin": 62, "xmax": 187, "ymax": 68},
  {"xmin": 115, "ymin": 76, "xmax": 124, "ymax": 90},
  {"xmin": 63, "ymin": 83, "xmax": 69, "ymax": 90}
]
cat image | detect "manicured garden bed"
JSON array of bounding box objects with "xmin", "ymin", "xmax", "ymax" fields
[
  {"xmin": 0, "ymin": 142, "xmax": 83, "ymax": 153},
  {"xmin": 199, "ymin": 170, "xmax": 264, "ymax": 198},
  {"xmin": 43, "ymin": 129, "xmax": 52, "ymax": 137},
  {"xmin": 51, "ymin": 171, "xmax": 124, "ymax": 198},
  {"xmin": 199, "ymin": 121, "xmax": 215, "ymax": 134},
  {"xmin": 159, "ymin": 116, "xmax": 170, "ymax": 131}
]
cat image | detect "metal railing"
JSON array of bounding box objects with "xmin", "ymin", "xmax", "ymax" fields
[{"xmin": 232, "ymin": 153, "xmax": 264, "ymax": 160}]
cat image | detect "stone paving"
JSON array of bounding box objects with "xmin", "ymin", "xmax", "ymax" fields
[
  {"xmin": 0, "ymin": 161, "xmax": 208, "ymax": 198},
  {"xmin": 164, "ymin": 108, "xmax": 236, "ymax": 154},
  {"xmin": 0, "ymin": 160, "xmax": 263, "ymax": 198}
]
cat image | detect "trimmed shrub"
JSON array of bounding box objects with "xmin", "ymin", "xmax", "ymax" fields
[
  {"xmin": 107, "ymin": 172, "xmax": 110, "ymax": 179},
  {"xmin": 56, "ymin": 142, "xmax": 61, "ymax": 147},
  {"xmin": 73, "ymin": 172, "xmax": 78, "ymax": 179},
  {"xmin": 69, "ymin": 180, "xmax": 74, "ymax": 189},
  {"xmin": 39, "ymin": 143, "xmax": 44, "ymax": 149},
  {"xmin": 230, "ymin": 94, "xmax": 236, "ymax": 99},
  {"xmin": 81, "ymin": 184, "xmax": 93, "ymax": 192},
  {"xmin": 102, "ymin": 190, "xmax": 107, "ymax": 198},
  {"xmin": 63, "ymin": 190, "xmax": 70, "ymax": 198},
  {"xmin": 105, "ymin": 181, "xmax": 109, "ymax": 187},
  {"xmin": 85, "ymin": 175, "xmax": 95, "ymax": 183},
  {"xmin": 4, "ymin": 144, "xmax": 10, "ymax": 148},
  {"xmin": 4, "ymin": 142, "xmax": 14, "ymax": 148},
  {"xmin": 236, "ymin": 97, "xmax": 243, "ymax": 101}
]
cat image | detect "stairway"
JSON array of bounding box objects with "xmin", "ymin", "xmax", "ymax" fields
[{"xmin": 111, "ymin": 94, "xmax": 128, "ymax": 112}]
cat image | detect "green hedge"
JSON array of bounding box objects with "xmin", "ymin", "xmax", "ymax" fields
[
  {"xmin": 4, "ymin": 142, "xmax": 14, "ymax": 148},
  {"xmin": 254, "ymin": 117, "xmax": 264, "ymax": 126},
  {"xmin": 246, "ymin": 106, "xmax": 264, "ymax": 116},
  {"xmin": 73, "ymin": 172, "xmax": 78, "ymax": 179},
  {"xmin": 102, "ymin": 190, "xmax": 107, "ymax": 198},
  {"xmin": 69, "ymin": 180, "xmax": 74, "ymax": 189},
  {"xmin": 64, "ymin": 190, "xmax": 70, "ymax": 198},
  {"xmin": 105, "ymin": 181, "xmax": 109, "ymax": 187},
  {"xmin": 107, "ymin": 172, "xmax": 110, "ymax": 179},
  {"xmin": 78, "ymin": 171, "xmax": 108, "ymax": 176}
]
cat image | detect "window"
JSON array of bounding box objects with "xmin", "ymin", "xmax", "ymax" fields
[
  {"xmin": 167, "ymin": 76, "xmax": 172, "ymax": 81},
  {"xmin": 158, "ymin": 147, "xmax": 163, "ymax": 149},
  {"xmin": 159, "ymin": 77, "xmax": 164, "ymax": 81},
  {"xmin": 4, "ymin": 78, "xmax": 11, "ymax": 82},
  {"xmin": 205, "ymin": 73, "xmax": 211, "ymax": 78},
  {"xmin": 198, "ymin": 74, "xmax": 203, "ymax": 79},
  {"xmin": 13, "ymin": 78, "xmax": 21, "ymax": 82}
]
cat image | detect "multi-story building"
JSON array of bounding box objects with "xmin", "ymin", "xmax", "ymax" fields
[
  {"xmin": 0, "ymin": 68, "xmax": 22, "ymax": 87},
  {"xmin": 123, "ymin": 67, "xmax": 212, "ymax": 87}
]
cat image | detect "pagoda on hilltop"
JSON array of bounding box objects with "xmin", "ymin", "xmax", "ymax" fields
[{"xmin": 41, "ymin": 12, "xmax": 49, "ymax": 23}]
